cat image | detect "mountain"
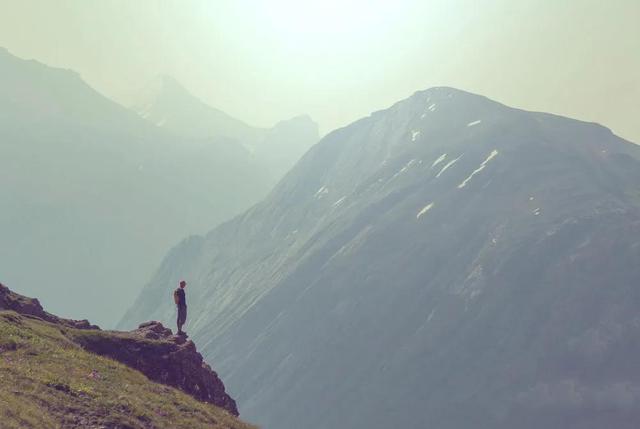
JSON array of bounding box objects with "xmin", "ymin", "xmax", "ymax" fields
[
  {"xmin": 254, "ymin": 115, "xmax": 321, "ymax": 180},
  {"xmin": 0, "ymin": 47, "xmax": 274, "ymax": 327},
  {"xmin": 134, "ymin": 75, "xmax": 261, "ymax": 143},
  {"xmin": 0, "ymin": 283, "xmax": 251, "ymax": 429},
  {"xmin": 133, "ymin": 75, "xmax": 319, "ymax": 181},
  {"xmin": 122, "ymin": 86, "xmax": 640, "ymax": 429}
]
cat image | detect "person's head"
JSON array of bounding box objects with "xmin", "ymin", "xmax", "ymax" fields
[{"xmin": 179, "ymin": 280, "xmax": 187, "ymax": 289}]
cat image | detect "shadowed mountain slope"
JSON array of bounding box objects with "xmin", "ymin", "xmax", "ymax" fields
[{"xmin": 123, "ymin": 87, "xmax": 640, "ymax": 429}]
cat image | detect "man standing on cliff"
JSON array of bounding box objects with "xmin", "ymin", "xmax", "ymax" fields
[{"xmin": 174, "ymin": 280, "xmax": 187, "ymax": 335}]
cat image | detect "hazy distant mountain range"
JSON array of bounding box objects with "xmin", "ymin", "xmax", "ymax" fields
[
  {"xmin": 133, "ymin": 74, "xmax": 319, "ymax": 182},
  {"xmin": 121, "ymin": 87, "xmax": 640, "ymax": 429},
  {"xmin": 0, "ymin": 47, "xmax": 318, "ymax": 327}
]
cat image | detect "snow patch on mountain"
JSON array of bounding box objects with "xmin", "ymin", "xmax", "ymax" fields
[
  {"xmin": 390, "ymin": 159, "xmax": 419, "ymax": 181},
  {"xmin": 431, "ymin": 153, "xmax": 447, "ymax": 168},
  {"xmin": 457, "ymin": 150, "xmax": 499, "ymax": 189},
  {"xmin": 315, "ymin": 186, "xmax": 329, "ymax": 198},
  {"xmin": 416, "ymin": 202, "xmax": 434, "ymax": 219},
  {"xmin": 333, "ymin": 196, "xmax": 347, "ymax": 207},
  {"xmin": 436, "ymin": 156, "xmax": 462, "ymax": 178}
]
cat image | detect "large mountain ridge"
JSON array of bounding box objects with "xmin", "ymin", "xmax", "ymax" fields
[{"xmin": 122, "ymin": 86, "xmax": 640, "ymax": 429}]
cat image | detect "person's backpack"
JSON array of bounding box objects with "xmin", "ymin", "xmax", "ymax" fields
[{"xmin": 173, "ymin": 289, "xmax": 180, "ymax": 305}]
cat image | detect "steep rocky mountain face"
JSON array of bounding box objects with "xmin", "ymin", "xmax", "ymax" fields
[
  {"xmin": 133, "ymin": 75, "xmax": 319, "ymax": 181},
  {"xmin": 0, "ymin": 284, "xmax": 248, "ymax": 428},
  {"xmin": 121, "ymin": 87, "xmax": 640, "ymax": 429},
  {"xmin": 0, "ymin": 47, "xmax": 274, "ymax": 327}
]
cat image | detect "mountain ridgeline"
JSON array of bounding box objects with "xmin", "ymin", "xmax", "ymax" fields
[
  {"xmin": 133, "ymin": 74, "xmax": 319, "ymax": 182},
  {"xmin": 122, "ymin": 87, "xmax": 640, "ymax": 429},
  {"xmin": 0, "ymin": 47, "xmax": 318, "ymax": 327}
]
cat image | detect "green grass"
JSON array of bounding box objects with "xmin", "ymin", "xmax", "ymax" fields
[{"xmin": 0, "ymin": 311, "xmax": 256, "ymax": 429}]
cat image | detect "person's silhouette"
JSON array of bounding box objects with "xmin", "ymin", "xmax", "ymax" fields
[{"xmin": 173, "ymin": 280, "xmax": 187, "ymax": 335}]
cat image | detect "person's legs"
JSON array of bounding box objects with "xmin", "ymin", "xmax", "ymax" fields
[
  {"xmin": 177, "ymin": 306, "xmax": 187, "ymax": 334},
  {"xmin": 183, "ymin": 306, "xmax": 187, "ymax": 327},
  {"xmin": 177, "ymin": 307, "xmax": 183, "ymax": 333}
]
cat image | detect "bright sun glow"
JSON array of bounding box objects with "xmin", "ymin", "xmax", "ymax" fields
[{"xmin": 256, "ymin": 0, "xmax": 398, "ymax": 47}]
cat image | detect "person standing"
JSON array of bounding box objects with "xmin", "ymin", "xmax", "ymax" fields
[{"xmin": 174, "ymin": 280, "xmax": 188, "ymax": 335}]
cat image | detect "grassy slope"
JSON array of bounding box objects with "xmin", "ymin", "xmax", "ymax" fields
[{"xmin": 0, "ymin": 311, "xmax": 255, "ymax": 429}]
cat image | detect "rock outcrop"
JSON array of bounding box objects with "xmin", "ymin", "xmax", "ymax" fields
[
  {"xmin": 0, "ymin": 283, "xmax": 238, "ymax": 417},
  {"xmin": 71, "ymin": 321, "xmax": 239, "ymax": 416}
]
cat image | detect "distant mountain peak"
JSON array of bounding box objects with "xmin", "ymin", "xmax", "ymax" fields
[
  {"xmin": 130, "ymin": 76, "xmax": 319, "ymax": 178},
  {"xmin": 134, "ymin": 74, "xmax": 200, "ymax": 109},
  {"xmin": 157, "ymin": 73, "xmax": 182, "ymax": 87},
  {"xmin": 270, "ymin": 114, "xmax": 319, "ymax": 133},
  {"xmin": 0, "ymin": 46, "xmax": 140, "ymax": 128},
  {"xmin": 132, "ymin": 75, "xmax": 256, "ymax": 137},
  {"xmin": 155, "ymin": 74, "xmax": 198, "ymax": 100}
]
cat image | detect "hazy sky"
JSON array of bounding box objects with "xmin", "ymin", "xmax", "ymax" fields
[{"xmin": 1, "ymin": 0, "xmax": 638, "ymax": 141}]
